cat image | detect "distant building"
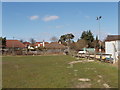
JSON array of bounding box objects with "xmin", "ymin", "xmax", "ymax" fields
[
  {"xmin": 23, "ymin": 42, "xmax": 31, "ymax": 47},
  {"xmin": 105, "ymin": 35, "xmax": 120, "ymax": 63},
  {"xmin": 4, "ymin": 40, "xmax": 26, "ymax": 55},
  {"xmin": 23, "ymin": 41, "xmax": 49, "ymax": 49},
  {"xmin": 45, "ymin": 42, "xmax": 66, "ymax": 53},
  {"xmin": 45, "ymin": 42, "xmax": 66, "ymax": 49},
  {"xmin": 23, "ymin": 42, "xmax": 34, "ymax": 50},
  {"xmin": 6, "ymin": 40, "xmax": 25, "ymax": 49},
  {"xmin": 34, "ymin": 41, "xmax": 49, "ymax": 48}
]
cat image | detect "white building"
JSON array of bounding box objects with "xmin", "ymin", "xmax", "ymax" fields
[{"xmin": 105, "ymin": 35, "xmax": 120, "ymax": 63}]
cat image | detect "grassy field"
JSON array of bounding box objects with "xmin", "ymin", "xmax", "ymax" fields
[{"xmin": 2, "ymin": 55, "xmax": 118, "ymax": 88}]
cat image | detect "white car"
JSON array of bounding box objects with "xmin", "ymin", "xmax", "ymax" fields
[{"xmin": 78, "ymin": 51, "xmax": 86, "ymax": 54}]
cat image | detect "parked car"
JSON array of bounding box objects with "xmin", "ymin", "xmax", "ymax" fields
[{"xmin": 78, "ymin": 50, "xmax": 86, "ymax": 54}]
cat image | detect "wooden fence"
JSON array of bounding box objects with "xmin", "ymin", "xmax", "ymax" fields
[{"xmin": 72, "ymin": 53, "xmax": 114, "ymax": 64}]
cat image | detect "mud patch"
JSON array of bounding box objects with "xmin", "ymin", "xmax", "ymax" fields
[
  {"xmin": 75, "ymin": 82, "xmax": 92, "ymax": 88},
  {"xmin": 98, "ymin": 75, "xmax": 102, "ymax": 78},
  {"xmin": 68, "ymin": 60, "xmax": 94, "ymax": 64},
  {"xmin": 103, "ymin": 83, "xmax": 110, "ymax": 88},
  {"xmin": 97, "ymin": 80, "xmax": 101, "ymax": 83},
  {"xmin": 78, "ymin": 78, "xmax": 91, "ymax": 82}
]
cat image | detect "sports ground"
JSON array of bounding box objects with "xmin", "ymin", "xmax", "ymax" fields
[{"xmin": 2, "ymin": 55, "xmax": 118, "ymax": 88}]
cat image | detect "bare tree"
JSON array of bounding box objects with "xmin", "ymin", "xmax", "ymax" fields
[
  {"xmin": 30, "ymin": 38, "xmax": 36, "ymax": 45},
  {"xmin": 20, "ymin": 39, "xmax": 23, "ymax": 43},
  {"xmin": 50, "ymin": 36, "xmax": 58, "ymax": 42}
]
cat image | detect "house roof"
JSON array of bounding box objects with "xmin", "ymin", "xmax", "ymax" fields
[
  {"xmin": 105, "ymin": 35, "xmax": 120, "ymax": 41},
  {"xmin": 6, "ymin": 40, "xmax": 25, "ymax": 48},
  {"xmin": 34, "ymin": 42, "xmax": 49, "ymax": 46},
  {"xmin": 34, "ymin": 42, "xmax": 41, "ymax": 46},
  {"xmin": 35, "ymin": 42, "xmax": 41, "ymax": 44},
  {"xmin": 45, "ymin": 42, "xmax": 66, "ymax": 49},
  {"xmin": 23, "ymin": 42, "xmax": 31, "ymax": 45},
  {"xmin": 44, "ymin": 42, "xmax": 49, "ymax": 44}
]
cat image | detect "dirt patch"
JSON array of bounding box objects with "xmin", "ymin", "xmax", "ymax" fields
[
  {"xmin": 98, "ymin": 75, "xmax": 102, "ymax": 78},
  {"xmin": 68, "ymin": 60, "xmax": 94, "ymax": 64},
  {"xmin": 103, "ymin": 83, "xmax": 110, "ymax": 88},
  {"xmin": 94, "ymin": 70, "xmax": 97, "ymax": 73},
  {"xmin": 78, "ymin": 78, "xmax": 91, "ymax": 82},
  {"xmin": 75, "ymin": 82, "xmax": 92, "ymax": 88},
  {"xmin": 97, "ymin": 80, "xmax": 101, "ymax": 83}
]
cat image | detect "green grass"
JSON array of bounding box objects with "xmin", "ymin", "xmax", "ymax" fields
[{"xmin": 2, "ymin": 55, "xmax": 118, "ymax": 88}]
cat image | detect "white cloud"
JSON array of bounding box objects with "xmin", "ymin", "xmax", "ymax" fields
[
  {"xmin": 43, "ymin": 15, "xmax": 59, "ymax": 22},
  {"xmin": 29, "ymin": 15, "xmax": 39, "ymax": 20}
]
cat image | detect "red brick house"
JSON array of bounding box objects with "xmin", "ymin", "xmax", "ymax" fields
[
  {"xmin": 23, "ymin": 42, "xmax": 31, "ymax": 47},
  {"xmin": 3, "ymin": 40, "xmax": 26, "ymax": 55},
  {"xmin": 6, "ymin": 40, "xmax": 25, "ymax": 48}
]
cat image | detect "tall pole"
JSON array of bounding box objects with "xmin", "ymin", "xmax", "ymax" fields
[
  {"xmin": 12, "ymin": 37, "xmax": 14, "ymax": 55},
  {"xmin": 98, "ymin": 19, "xmax": 102, "ymax": 54},
  {"xmin": 96, "ymin": 16, "xmax": 102, "ymax": 60}
]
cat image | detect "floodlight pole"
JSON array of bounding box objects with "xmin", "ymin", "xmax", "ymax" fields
[
  {"xmin": 97, "ymin": 16, "xmax": 102, "ymax": 60},
  {"xmin": 12, "ymin": 37, "xmax": 15, "ymax": 55},
  {"xmin": 98, "ymin": 19, "xmax": 102, "ymax": 54}
]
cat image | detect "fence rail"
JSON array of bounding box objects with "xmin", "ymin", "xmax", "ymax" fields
[{"xmin": 73, "ymin": 53, "xmax": 114, "ymax": 64}]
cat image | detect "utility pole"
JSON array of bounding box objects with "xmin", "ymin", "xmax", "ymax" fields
[
  {"xmin": 12, "ymin": 37, "xmax": 15, "ymax": 55},
  {"xmin": 96, "ymin": 16, "xmax": 102, "ymax": 60}
]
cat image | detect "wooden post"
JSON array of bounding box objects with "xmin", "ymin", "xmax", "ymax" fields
[{"xmin": 94, "ymin": 52, "xmax": 96, "ymax": 60}]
